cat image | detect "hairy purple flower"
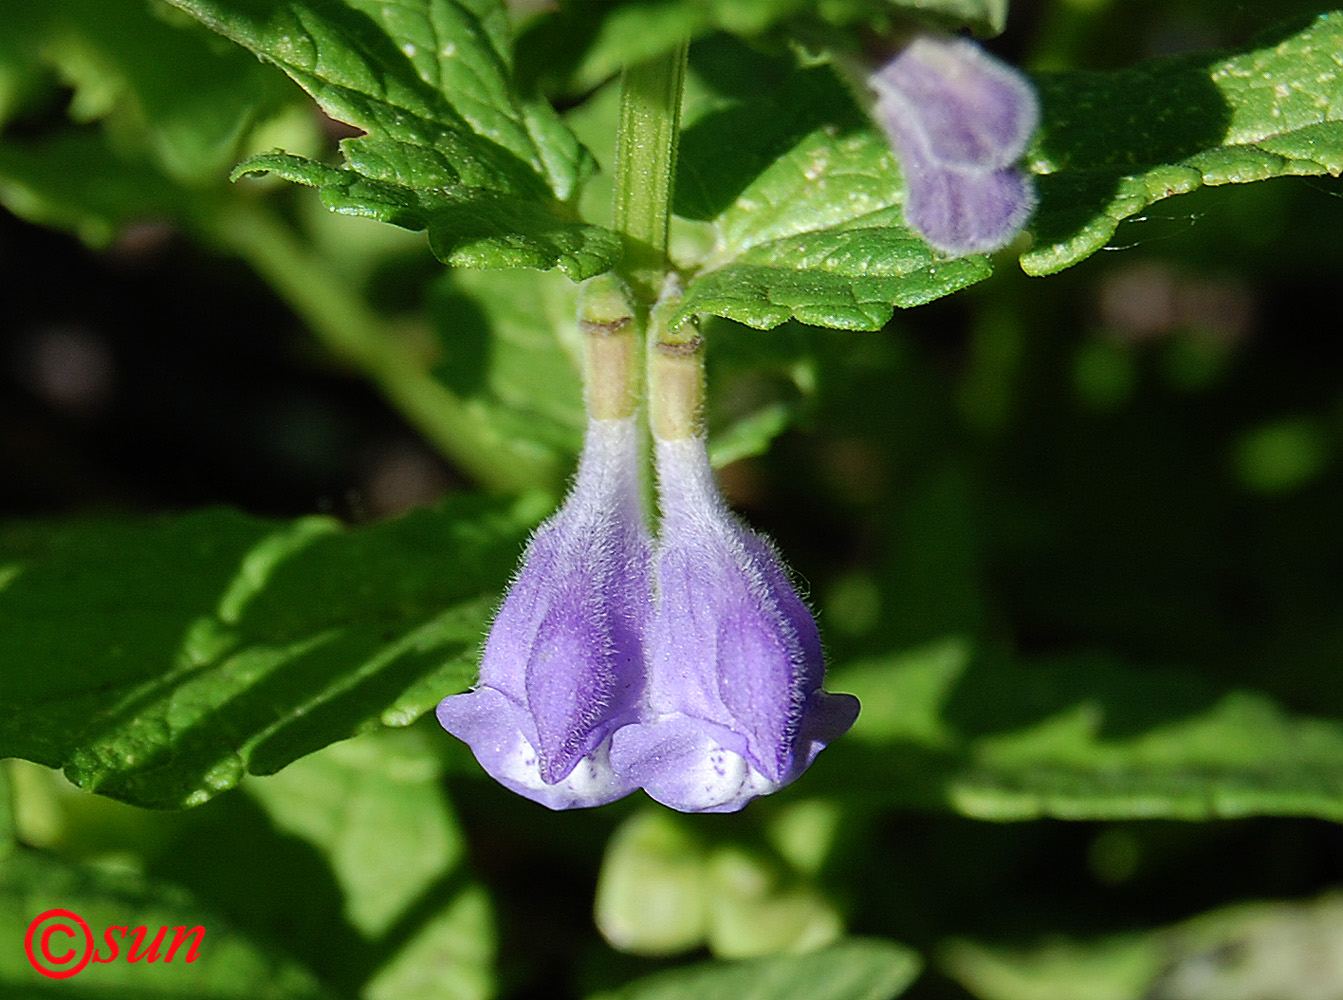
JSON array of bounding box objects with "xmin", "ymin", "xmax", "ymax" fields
[
  {"xmin": 608, "ymin": 435, "xmax": 860, "ymax": 813},
  {"xmin": 868, "ymin": 32, "xmax": 1040, "ymax": 256},
  {"xmin": 437, "ymin": 417, "xmax": 652, "ymax": 809}
]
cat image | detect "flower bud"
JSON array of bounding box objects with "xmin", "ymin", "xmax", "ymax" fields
[
  {"xmin": 436, "ymin": 423, "xmax": 652, "ymax": 809},
  {"xmin": 867, "ymin": 32, "xmax": 1040, "ymax": 256}
]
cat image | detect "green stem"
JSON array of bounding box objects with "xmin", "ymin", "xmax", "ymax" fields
[
  {"xmin": 647, "ymin": 280, "xmax": 704, "ymax": 441},
  {"xmin": 613, "ymin": 41, "xmax": 689, "ymax": 307},
  {"xmin": 578, "ymin": 274, "xmax": 638, "ymax": 420},
  {"xmin": 203, "ymin": 205, "xmax": 561, "ymax": 494}
]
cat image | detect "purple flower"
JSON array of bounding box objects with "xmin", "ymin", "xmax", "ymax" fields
[
  {"xmin": 868, "ymin": 33, "xmax": 1039, "ymax": 256},
  {"xmin": 608, "ymin": 435, "xmax": 860, "ymax": 813},
  {"xmin": 437, "ymin": 417, "xmax": 652, "ymax": 809}
]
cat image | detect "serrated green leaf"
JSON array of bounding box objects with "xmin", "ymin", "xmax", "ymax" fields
[
  {"xmin": 1023, "ymin": 11, "xmax": 1343, "ymax": 275},
  {"xmin": 681, "ymin": 220, "xmax": 992, "ymax": 329},
  {"xmin": 0, "ymin": 850, "xmax": 331, "ymax": 996},
  {"xmin": 170, "ymin": 0, "xmax": 620, "ymax": 278},
  {"xmin": 590, "ymin": 939, "xmax": 921, "ymax": 1000},
  {"xmin": 825, "ymin": 639, "xmax": 1343, "ymax": 822},
  {"xmin": 0, "ymin": 500, "xmax": 535, "ymax": 809},
  {"xmin": 676, "ymin": 51, "xmax": 993, "ymax": 330},
  {"xmin": 231, "ymin": 150, "xmax": 620, "ymax": 275},
  {"xmin": 943, "ymin": 893, "xmax": 1343, "ymax": 1000}
]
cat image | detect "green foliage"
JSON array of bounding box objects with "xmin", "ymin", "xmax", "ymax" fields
[
  {"xmin": 0, "ymin": 849, "xmax": 332, "ymax": 997},
  {"xmin": 245, "ymin": 729, "xmax": 496, "ymax": 1000},
  {"xmin": 672, "ymin": 41, "xmax": 996, "ymax": 330},
  {"xmin": 5, "ymin": 3, "xmax": 1343, "ymax": 1000},
  {"xmin": 667, "ymin": 12, "xmax": 1343, "ymax": 330},
  {"xmin": 1024, "ymin": 11, "xmax": 1343, "ymax": 274},
  {"xmin": 0, "ymin": 130, "xmax": 193, "ymax": 245},
  {"xmin": 589, "ymin": 939, "xmax": 922, "ymax": 1000},
  {"xmin": 0, "ymin": 0, "xmax": 291, "ymax": 183},
  {"xmin": 168, "ymin": 0, "xmax": 620, "ymax": 277},
  {"xmin": 943, "ymin": 893, "xmax": 1343, "ymax": 1000},
  {"xmin": 595, "ymin": 810, "xmax": 843, "ymax": 958},
  {"xmin": 829, "ymin": 639, "xmax": 1343, "ymax": 821},
  {"xmin": 0, "ymin": 501, "xmax": 533, "ymax": 809},
  {"xmin": 245, "ymin": 728, "xmax": 464, "ymax": 936},
  {"xmin": 0, "ymin": 0, "xmax": 300, "ymax": 241},
  {"xmin": 428, "ymin": 264, "xmax": 586, "ymax": 460},
  {"xmin": 515, "ymin": 0, "xmax": 1005, "ymax": 95}
]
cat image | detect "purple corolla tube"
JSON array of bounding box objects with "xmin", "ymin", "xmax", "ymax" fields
[
  {"xmin": 867, "ymin": 32, "xmax": 1040, "ymax": 256},
  {"xmin": 608, "ymin": 302, "xmax": 859, "ymax": 813},
  {"xmin": 437, "ymin": 278, "xmax": 652, "ymax": 809}
]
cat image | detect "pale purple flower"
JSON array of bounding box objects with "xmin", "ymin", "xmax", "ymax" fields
[
  {"xmin": 868, "ymin": 33, "xmax": 1039, "ymax": 256},
  {"xmin": 437, "ymin": 417, "xmax": 652, "ymax": 809},
  {"xmin": 608, "ymin": 435, "xmax": 860, "ymax": 813}
]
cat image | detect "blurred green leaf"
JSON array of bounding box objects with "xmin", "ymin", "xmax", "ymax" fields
[
  {"xmin": 168, "ymin": 0, "xmax": 620, "ymax": 277},
  {"xmin": 522, "ymin": 0, "xmax": 815, "ymax": 92},
  {"xmin": 894, "ymin": 0, "xmax": 1007, "ymax": 35},
  {"xmin": 516, "ymin": 0, "xmax": 1007, "ymax": 94},
  {"xmin": 943, "ymin": 893, "xmax": 1343, "ymax": 1000},
  {"xmin": 596, "ymin": 810, "xmax": 710, "ymax": 956},
  {"xmin": 703, "ymin": 316, "xmax": 829, "ymax": 466},
  {"xmin": 1232, "ymin": 416, "xmax": 1331, "ymax": 494},
  {"xmin": 0, "ymin": 0, "xmax": 292, "ymax": 184},
  {"xmin": 429, "ymin": 267, "xmax": 586, "ymax": 462},
  {"xmin": 9, "ymin": 761, "xmax": 183, "ymax": 862},
  {"xmin": 0, "ymin": 15, "xmax": 44, "ymax": 126},
  {"xmin": 0, "ymin": 499, "xmax": 536, "ymax": 809},
  {"xmin": 0, "ymin": 0, "xmax": 300, "ymax": 243},
  {"xmin": 590, "ymin": 939, "xmax": 921, "ymax": 1000},
  {"xmin": 0, "ymin": 767, "xmax": 13, "ymax": 862},
  {"xmin": 1024, "ymin": 11, "xmax": 1343, "ymax": 275},
  {"xmin": 706, "ymin": 848, "xmax": 844, "ymax": 959},
  {"xmin": 0, "ymin": 130, "xmax": 192, "ymax": 245},
  {"xmin": 245, "ymin": 728, "xmax": 464, "ymax": 937},
  {"xmin": 246, "ymin": 728, "xmax": 495, "ymax": 1000},
  {"xmin": 362, "ymin": 881, "xmax": 495, "ymax": 1000},
  {"xmin": 0, "ymin": 850, "xmax": 331, "ymax": 996},
  {"xmin": 596, "ymin": 810, "xmax": 846, "ymax": 960},
  {"xmin": 827, "ymin": 639, "xmax": 1343, "ymax": 821}
]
